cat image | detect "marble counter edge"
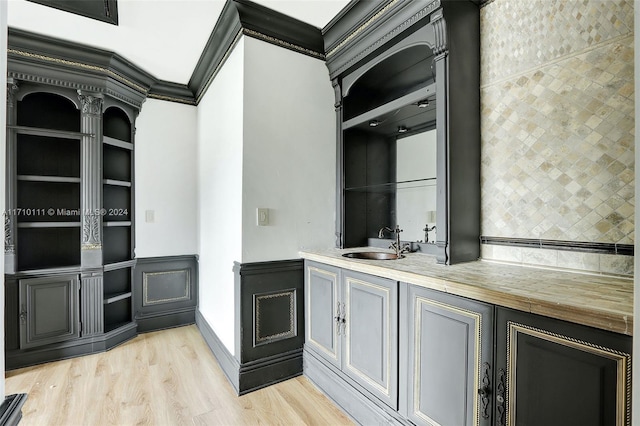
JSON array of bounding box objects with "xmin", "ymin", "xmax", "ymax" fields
[{"xmin": 300, "ymin": 249, "xmax": 633, "ymax": 336}]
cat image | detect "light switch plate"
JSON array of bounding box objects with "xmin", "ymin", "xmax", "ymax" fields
[
  {"xmin": 257, "ymin": 208, "xmax": 269, "ymax": 226},
  {"xmin": 145, "ymin": 210, "xmax": 155, "ymax": 223}
]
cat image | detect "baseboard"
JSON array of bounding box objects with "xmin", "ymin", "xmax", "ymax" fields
[
  {"xmin": 0, "ymin": 394, "xmax": 27, "ymax": 426},
  {"xmin": 196, "ymin": 309, "xmax": 303, "ymax": 395},
  {"xmin": 136, "ymin": 308, "xmax": 195, "ymax": 333},
  {"xmin": 195, "ymin": 309, "xmax": 240, "ymax": 394},
  {"xmin": 238, "ymin": 348, "xmax": 303, "ymax": 395},
  {"xmin": 304, "ymin": 348, "xmax": 409, "ymax": 426},
  {"xmin": 5, "ymin": 322, "xmax": 137, "ymax": 370}
]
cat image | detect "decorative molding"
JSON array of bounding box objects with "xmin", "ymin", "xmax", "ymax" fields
[
  {"xmin": 142, "ymin": 269, "xmax": 191, "ymax": 306},
  {"xmin": 5, "ymin": 215, "xmax": 15, "ymax": 254},
  {"xmin": 324, "ymin": 0, "xmax": 442, "ymax": 78},
  {"xmin": 242, "ymin": 28, "xmax": 324, "ymax": 59},
  {"xmin": 431, "ymin": 12, "xmax": 447, "ymax": 55},
  {"xmin": 506, "ymin": 321, "xmax": 632, "ymax": 426},
  {"xmin": 413, "ymin": 296, "xmax": 481, "ymax": 425},
  {"xmin": 82, "ymin": 213, "xmax": 101, "ymax": 246},
  {"xmin": 6, "ymin": 79, "xmax": 20, "ymax": 108},
  {"xmin": 80, "ymin": 275, "xmax": 104, "ymax": 336},
  {"xmin": 254, "ymin": 290, "xmax": 296, "ymax": 345},
  {"xmin": 480, "ymin": 236, "xmax": 634, "ymax": 256},
  {"xmin": 7, "ymin": 49, "xmax": 148, "ymax": 94},
  {"xmin": 77, "ymin": 91, "xmax": 104, "ymax": 116},
  {"xmin": 134, "ymin": 255, "xmax": 198, "ymax": 332},
  {"xmin": 326, "ymin": 0, "xmax": 401, "ymax": 58}
]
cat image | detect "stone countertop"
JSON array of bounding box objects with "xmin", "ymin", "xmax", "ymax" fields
[{"xmin": 300, "ymin": 247, "xmax": 633, "ymax": 336}]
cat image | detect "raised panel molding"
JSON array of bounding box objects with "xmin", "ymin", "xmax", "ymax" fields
[
  {"xmin": 133, "ymin": 255, "xmax": 198, "ymax": 332},
  {"xmin": 142, "ymin": 269, "xmax": 191, "ymax": 306},
  {"xmin": 253, "ymin": 289, "xmax": 296, "ymax": 346},
  {"xmin": 233, "ymin": 259, "xmax": 305, "ymax": 393}
]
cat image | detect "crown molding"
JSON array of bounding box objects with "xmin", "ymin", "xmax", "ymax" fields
[
  {"xmin": 189, "ymin": 0, "xmax": 324, "ymax": 103},
  {"xmin": 7, "ymin": 27, "xmax": 155, "ymax": 108}
]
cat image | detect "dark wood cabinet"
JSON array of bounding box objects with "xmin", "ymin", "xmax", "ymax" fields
[
  {"xmin": 19, "ymin": 274, "xmax": 80, "ymax": 349},
  {"xmin": 325, "ymin": 0, "xmax": 481, "ymax": 264},
  {"xmin": 495, "ymin": 307, "xmax": 632, "ymax": 426}
]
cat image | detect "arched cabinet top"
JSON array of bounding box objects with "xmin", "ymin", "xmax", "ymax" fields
[
  {"xmin": 15, "ymin": 86, "xmax": 82, "ymax": 110},
  {"xmin": 16, "ymin": 90, "xmax": 81, "ymax": 133},
  {"xmin": 342, "ymin": 24, "xmax": 436, "ymax": 98},
  {"xmin": 103, "ymin": 106, "xmax": 133, "ymax": 143}
]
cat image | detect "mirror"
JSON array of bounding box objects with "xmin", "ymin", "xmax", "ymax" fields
[{"xmin": 395, "ymin": 129, "xmax": 437, "ymax": 243}]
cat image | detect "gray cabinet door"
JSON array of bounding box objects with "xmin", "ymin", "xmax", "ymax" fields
[
  {"xmin": 495, "ymin": 307, "xmax": 632, "ymax": 426},
  {"xmin": 304, "ymin": 261, "xmax": 342, "ymax": 368},
  {"xmin": 19, "ymin": 275, "xmax": 80, "ymax": 349},
  {"xmin": 342, "ymin": 270, "xmax": 398, "ymax": 409},
  {"xmin": 404, "ymin": 285, "xmax": 493, "ymax": 426}
]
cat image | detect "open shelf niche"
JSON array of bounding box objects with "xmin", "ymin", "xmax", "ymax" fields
[{"xmin": 102, "ymin": 105, "xmax": 135, "ymax": 333}]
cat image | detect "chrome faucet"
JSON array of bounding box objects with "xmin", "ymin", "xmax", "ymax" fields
[
  {"xmin": 378, "ymin": 226, "xmax": 394, "ymax": 239},
  {"xmin": 386, "ymin": 225, "xmax": 411, "ymax": 257},
  {"xmin": 423, "ymin": 224, "xmax": 437, "ymax": 244}
]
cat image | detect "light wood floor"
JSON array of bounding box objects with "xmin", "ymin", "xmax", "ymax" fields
[{"xmin": 5, "ymin": 325, "xmax": 353, "ymax": 425}]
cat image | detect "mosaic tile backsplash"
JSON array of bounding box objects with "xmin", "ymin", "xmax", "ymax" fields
[{"xmin": 480, "ymin": 0, "xmax": 634, "ymax": 252}]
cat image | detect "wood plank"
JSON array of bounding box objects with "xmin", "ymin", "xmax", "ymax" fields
[{"xmin": 5, "ymin": 325, "xmax": 352, "ymax": 425}]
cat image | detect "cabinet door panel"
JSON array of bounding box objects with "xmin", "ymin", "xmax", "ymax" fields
[
  {"xmin": 305, "ymin": 262, "xmax": 341, "ymax": 368},
  {"xmin": 343, "ymin": 270, "xmax": 398, "ymax": 409},
  {"xmin": 19, "ymin": 275, "xmax": 80, "ymax": 349},
  {"xmin": 406, "ymin": 285, "xmax": 493, "ymax": 426},
  {"xmin": 496, "ymin": 308, "xmax": 632, "ymax": 426}
]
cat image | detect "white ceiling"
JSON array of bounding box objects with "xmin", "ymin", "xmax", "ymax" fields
[{"xmin": 7, "ymin": 0, "xmax": 351, "ymax": 84}]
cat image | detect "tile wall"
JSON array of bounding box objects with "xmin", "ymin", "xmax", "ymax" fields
[{"xmin": 479, "ymin": 0, "xmax": 634, "ymax": 275}]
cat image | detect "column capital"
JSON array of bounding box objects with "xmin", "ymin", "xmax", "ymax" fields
[
  {"xmin": 77, "ymin": 90, "xmax": 104, "ymax": 116},
  {"xmin": 7, "ymin": 79, "xmax": 20, "ymax": 108}
]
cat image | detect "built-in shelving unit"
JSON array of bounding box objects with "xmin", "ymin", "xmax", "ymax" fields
[
  {"xmin": 12, "ymin": 92, "xmax": 82, "ymax": 271},
  {"xmin": 102, "ymin": 106, "xmax": 135, "ymax": 334},
  {"xmin": 326, "ymin": 0, "xmax": 480, "ymax": 263}
]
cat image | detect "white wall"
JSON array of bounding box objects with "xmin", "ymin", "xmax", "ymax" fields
[
  {"xmin": 196, "ymin": 38, "xmax": 245, "ymax": 354},
  {"xmin": 0, "ymin": 0, "xmax": 7, "ymax": 398},
  {"xmin": 241, "ymin": 37, "xmax": 336, "ymax": 263},
  {"xmin": 135, "ymin": 99, "xmax": 198, "ymax": 258}
]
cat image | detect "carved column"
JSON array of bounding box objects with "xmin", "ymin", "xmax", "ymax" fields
[
  {"xmin": 78, "ymin": 91, "xmax": 103, "ymax": 267},
  {"xmin": 5, "ymin": 79, "xmax": 19, "ymax": 274},
  {"xmin": 332, "ymin": 78, "xmax": 344, "ymax": 248},
  {"xmin": 78, "ymin": 91, "xmax": 105, "ymax": 336}
]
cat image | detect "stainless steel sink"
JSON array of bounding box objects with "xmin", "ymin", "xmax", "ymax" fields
[{"xmin": 342, "ymin": 251, "xmax": 403, "ymax": 260}]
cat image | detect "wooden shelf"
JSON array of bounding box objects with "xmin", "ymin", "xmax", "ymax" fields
[
  {"xmin": 104, "ymin": 291, "xmax": 132, "ymax": 305},
  {"xmin": 17, "ymin": 175, "xmax": 81, "ymax": 183},
  {"xmin": 342, "ymin": 84, "xmax": 436, "ymax": 130},
  {"xmin": 103, "ymin": 179, "xmax": 131, "ymax": 187},
  {"xmin": 344, "ymin": 178, "xmax": 437, "ymax": 193},
  {"xmin": 103, "ymin": 136, "xmax": 133, "ymax": 150},
  {"xmin": 103, "ymin": 259, "xmax": 137, "ymax": 272},
  {"xmin": 18, "ymin": 222, "xmax": 81, "ymax": 228},
  {"xmin": 104, "ymin": 221, "xmax": 132, "ymax": 227},
  {"xmin": 9, "ymin": 125, "xmax": 90, "ymax": 139},
  {"xmin": 104, "ymin": 320, "xmax": 134, "ymax": 334}
]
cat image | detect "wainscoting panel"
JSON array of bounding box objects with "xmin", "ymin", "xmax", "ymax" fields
[
  {"xmin": 134, "ymin": 255, "xmax": 198, "ymax": 332},
  {"xmin": 232, "ymin": 259, "xmax": 305, "ymax": 393}
]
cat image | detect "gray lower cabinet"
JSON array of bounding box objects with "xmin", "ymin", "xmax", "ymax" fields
[
  {"xmin": 304, "ymin": 261, "xmax": 398, "ymax": 409},
  {"xmin": 401, "ymin": 285, "xmax": 494, "ymax": 426},
  {"xmin": 495, "ymin": 307, "xmax": 632, "ymax": 426},
  {"xmin": 19, "ymin": 275, "xmax": 80, "ymax": 349}
]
